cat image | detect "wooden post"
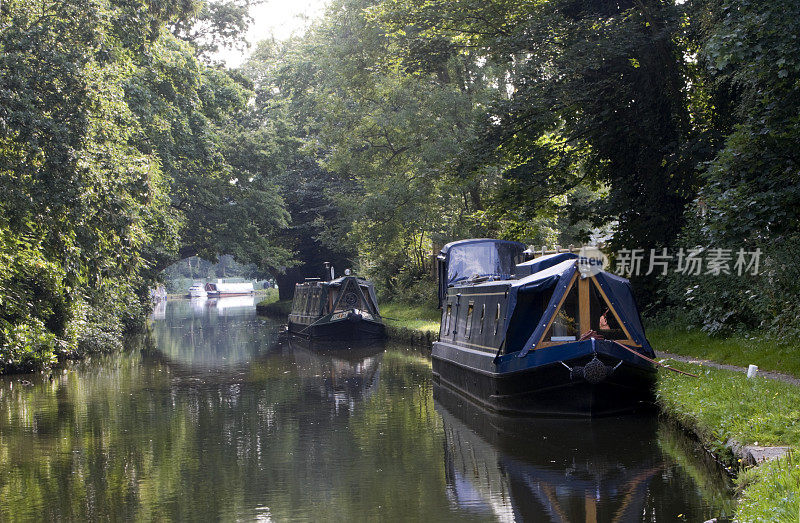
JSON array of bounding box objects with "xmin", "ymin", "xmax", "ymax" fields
[{"xmin": 579, "ymin": 277, "xmax": 590, "ymax": 335}]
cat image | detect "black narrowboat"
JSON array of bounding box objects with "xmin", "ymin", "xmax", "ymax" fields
[
  {"xmin": 288, "ymin": 267, "xmax": 386, "ymax": 341},
  {"xmin": 431, "ymin": 239, "xmax": 657, "ymax": 417}
]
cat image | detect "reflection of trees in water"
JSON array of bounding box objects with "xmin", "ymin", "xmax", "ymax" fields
[
  {"xmin": 0, "ymin": 343, "xmax": 468, "ymax": 520},
  {"xmin": 149, "ymin": 299, "xmax": 280, "ymax": 368},
  {"xmin": 0, "ymin": 332, "xmax": 734, "ymax": 521},
  {"xmin": 434, "ymin": 385, "xmax": 735, "ymax": 522}
]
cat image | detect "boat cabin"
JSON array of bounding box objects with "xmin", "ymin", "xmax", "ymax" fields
[
  {"xmin": 437, "ymin": 240, "xmax": 648, "ymax": 357},
  {"xmin": 288, "ymin": 271, "xmax": 385, "ymax": 340}
]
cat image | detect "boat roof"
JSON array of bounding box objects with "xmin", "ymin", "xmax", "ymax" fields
[
  {"xmin": 452, "ymin": 259, "xmax": 575, "ymax": 290},
  {"xmin": 515, "ymin": 252, "xmax": 578, "ymax": 277},
  {"xmin": 328, "ymin": 276, "xmax": 373, "ymax": 286},
  {"xmin": 439, "ymin": 238, "xmax": 527, "ymax": 257}
]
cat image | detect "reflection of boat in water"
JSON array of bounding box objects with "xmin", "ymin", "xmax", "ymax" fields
[
  {"xmin": 209, "ymin": 295, "xmax": 255, "ymax": 314},
  {"xmin": 434, "ymin": 384, "xmax": 730, "ymax": 522},
  {"xmin": 288, "ymin": 340, "xmax": 385, "ymax": 411},
  {"xmin": 150, "ymin": 299, "xmax": 279, "ymax": 370},
  {"xmin": 432, "ymin": 239, "xmax": 656, "ymax": 416},
  {"xmin": 151, "ymin": 299, "xmax": 167, "ymax": 320},
  {"xmin": 190, "ymin": 296, "xmax": 208, "ymax": 315}
]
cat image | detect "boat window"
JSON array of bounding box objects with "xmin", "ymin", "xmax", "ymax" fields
[
  {"xmin": 545, "ymin": 283, "xmax": 579, "ymax": 342},
  {"xmin": 447, "ymin": 241, "xmax": 525, "ymax": 285},
  {"xmin": 589, "ymin": 280, "xmax": 627, "ymax": 340},
  {"xmin": 479, "ymin": 304, "xmax": 485, "ymax": 335},
  {"xmin": 465, "ymin": 301, "xmax": 475, "ymax": 339},
  {"xmin": 494, "ymin": 303, "xmax": 501, "ymax": 335},
  {"xmin": 360, "ymin": 285, "xmax": 378, "ymax": 314},
  {"xmin": 443, "ymin": 303, "xmax": 452, "ymax": 338}
]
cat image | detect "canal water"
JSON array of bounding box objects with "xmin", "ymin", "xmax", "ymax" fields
[{"xmin": 0, "ymin": 298, "xmax": 735, "ymax": 521}]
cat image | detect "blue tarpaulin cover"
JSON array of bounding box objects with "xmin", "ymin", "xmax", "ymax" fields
[
  {"xmin": 514, "ymin": 252, "xmax": 578, "ymax": 277},
  {"xmin": 512, "ymin": 261, "xmax": 654, "ymax": 358}
]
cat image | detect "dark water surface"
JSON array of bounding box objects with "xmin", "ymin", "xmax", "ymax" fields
[{"xmin": 0, "ymin": 298, "xmax": 735, "ymax": 521}]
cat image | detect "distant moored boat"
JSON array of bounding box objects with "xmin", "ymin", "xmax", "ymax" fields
[
  {"xmin": 288, "ymin": 265, "xmax": 386, "ymax": 341},
  {"xmin": 188, "ymin": 283, "xmax": 207, "ymax": 298},
  {"xmin": 205, "ymin": 280, "xmax": 255, "ymax": 297}
]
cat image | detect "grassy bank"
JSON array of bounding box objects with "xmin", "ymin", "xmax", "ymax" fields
[
  {"xmin": 379, "ymin": 301, "xmax": 440, "ymax": 347},
  {"xmin": 657, "ymin": 359, "xmax": 800, "ymax": 521},
  {"xmin": 379, "ymin": 302, "xmax": 440, "ymax": 333},
  {"xmin": 255, "ymin": 289, "xmax": 291, "ymax": 317},
  {"xmin": 648, "ymin": 324, "xmax": 800, "ymax": 378}
]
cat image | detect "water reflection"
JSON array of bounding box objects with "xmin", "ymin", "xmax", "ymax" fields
[
  {"xmin": 149, "ymin": 298, "xmax": 280, "ymax": 369},
  {"xmin": 0, "ymin": 300, "xmax": 735, "ymax": 521},
  {"xmin": 288, "ymin": 340, "xmax": 384, "ymax": 414},
  {"xmin": 435, "ymin": 385, "xmax": 735, "ymax": 522}
]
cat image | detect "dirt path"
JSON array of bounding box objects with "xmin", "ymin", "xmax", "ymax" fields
[{"xmin": 655, "ymin": 351, "xmax": 800, "ymax": 386}]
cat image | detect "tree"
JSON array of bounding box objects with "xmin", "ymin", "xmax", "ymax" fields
[{"xmin": 0, "ymin": 0, "xmax": 189, "ymax": 369}]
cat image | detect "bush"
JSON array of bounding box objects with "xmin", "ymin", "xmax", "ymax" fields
[{"xmin": 0, "ymin": 318, "xmax": 58, "ymax": 372}]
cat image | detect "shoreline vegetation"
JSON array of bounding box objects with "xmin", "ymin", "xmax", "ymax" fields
[
  {"xmin": 256, "ymin": 294, "xmax": 799, "ymax": 522},
  {"xmin": 255, "ymin": 296, "xmax": 440, "ymax": 346}
]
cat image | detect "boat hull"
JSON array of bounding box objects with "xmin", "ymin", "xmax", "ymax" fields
[
  {"xmin": 288, "ymin": 310, "xmax": 386, "ymax": 341},
  {"xmin": 431, "ymin": 339, "xmax": 656, "ymax": 417}
]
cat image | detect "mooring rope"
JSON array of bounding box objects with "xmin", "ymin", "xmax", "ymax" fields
[{"xmin": 579, "ymin": 330, "xmax": 699, "ymax": 378}]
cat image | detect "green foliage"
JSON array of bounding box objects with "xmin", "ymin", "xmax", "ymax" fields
[
  {"xmin": 0, "ymin": 319, "xmax": 59, "ymax": 372},
  {"xmin": 242, "ymin": 0, "xmax": 707, "ymax": 304},
  {"xmin": 660, "ymin": 0, "xmax": 800, "ymax": 336},
  {"xmin": 0, "ymin": 0, "xmax": 289, "ymax": 373},
  {"xmin": 736, "ymin": 452, "xmax": 800, "ymax": 523},
  {"xmin": 170, "ymin": 0, "xmax": 253, "ymax": 60}
]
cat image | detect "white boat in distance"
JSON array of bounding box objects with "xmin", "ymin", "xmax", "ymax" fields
[
  {"xmin": 188, "ymin": 283, "xmax": 208, "ymax": 298},
  {"xmin": 205, "ymin": 280, "xmax": 255, "ymax": 297}
]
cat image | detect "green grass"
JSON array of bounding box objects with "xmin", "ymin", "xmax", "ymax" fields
[
  {"xmin": 736, "ymin": 452, "xmax": 800, "ymax": 522},
  {"xmin": 648, "ymin": 324, "xmax": 800, "ymax": 377},
  {"xmin": 379, "ymin": 302, "xmax": 440, "ymax": 334},
  {"xmin": 256, "ymin": 288, "xmax": 279, "ymax": 304},
  {"xmin": 657, "ymin": 360, "xmax": 800, "ymax": 521},
  {"xmin": 255, "ymin": 290, "xmax": 292, "ymax": 317}
]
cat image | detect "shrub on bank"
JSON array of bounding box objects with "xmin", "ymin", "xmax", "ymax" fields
[{"xmin": 0, "ymin": 234, "xmax": 153, "ymax": 374}]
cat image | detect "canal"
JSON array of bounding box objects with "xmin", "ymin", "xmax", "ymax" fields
[{"xmin": 0, "ymin": 298, "xmax": 735, "ymax": 521}]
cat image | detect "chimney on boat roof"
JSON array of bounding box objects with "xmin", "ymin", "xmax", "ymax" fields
[{"xmin": 323, "ymin": 261, "xmax": 334, "ymax": 281}]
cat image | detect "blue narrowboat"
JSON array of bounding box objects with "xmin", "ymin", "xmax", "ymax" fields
[{"xmin": 432, "ymin": 239, "xmax": 656, "ymax": 416}]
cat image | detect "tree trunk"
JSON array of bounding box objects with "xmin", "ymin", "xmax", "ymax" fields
[{"xmin": 276, "ymin": 271, "xmax": 301, "ymax": 301}]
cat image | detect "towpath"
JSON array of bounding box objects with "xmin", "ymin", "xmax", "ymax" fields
[{"xmin": 655, "ymin": 351, "xmax": 800, "ymax": 386}]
